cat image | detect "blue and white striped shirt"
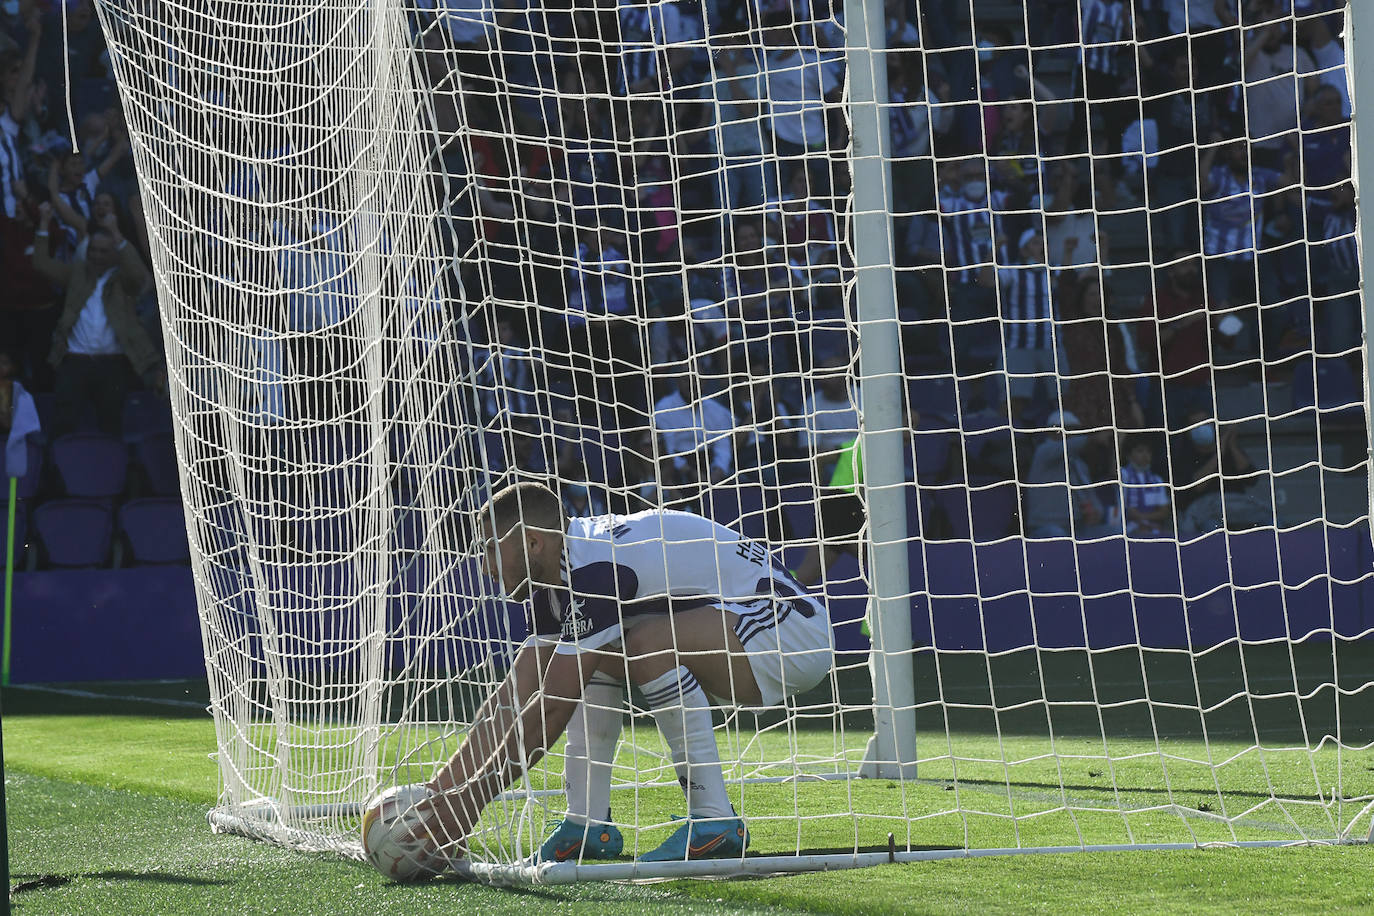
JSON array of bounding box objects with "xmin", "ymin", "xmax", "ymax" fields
[
  {"xmin": 616, "ymin": 0, "xmax": 701, "ymax": 95},
  {"xmin": 1202, "ymin": 165, "xmax": 1275, "ymax": 261},
  {"xmin": 939, "ymin": 190, "xmax": 994, "ymax": 284},
  {"xmin": 997, "ymin": 263, "xmax": 1054, "ymax": 350},
  {"xmin": 1321, "ymin": 208, "xmax": 1358, "ymax": 275},
  {"xmin": 1120, "ymin": 463, "xmax": 1169, "ymax": 513},
  {"xmin": 0, "ymin": 109, "xmax": 23, "ymax": 221},
  {"xmin": 1080, "ymin": 0, "xmax": 1128, "ymax": 78}
]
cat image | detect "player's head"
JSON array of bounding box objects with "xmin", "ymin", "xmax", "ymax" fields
[{"xmin": 478, "ymin": 481, "xmax": 566, "ymax": 601}]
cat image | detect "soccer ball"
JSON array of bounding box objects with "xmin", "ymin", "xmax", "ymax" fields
[{"xmin": 361, "ymin": 784, "xmax": 444, "ymax": 882}]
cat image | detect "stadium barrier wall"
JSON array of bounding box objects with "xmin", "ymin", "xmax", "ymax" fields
[{"xmin": 8, "ymin": 523, "xmax": 1370, "ymax": 684}]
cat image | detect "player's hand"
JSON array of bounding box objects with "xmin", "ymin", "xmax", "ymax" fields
[{"xmin": 37, "ymin": 201, "xmax": 52, "ymax": 226}]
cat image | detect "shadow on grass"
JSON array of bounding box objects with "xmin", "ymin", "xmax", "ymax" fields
[
  {"xmin": 11, "ymin": 870, "xmax": 228, "ymax": 894},
  {"xmin": 951, "ymin": 775, "xmax": 1308, "ymax": 804}
]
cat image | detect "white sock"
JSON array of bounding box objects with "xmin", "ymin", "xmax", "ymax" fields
[
  {"xmin": 640, "ymin": 666, "xmax": 733, "ymax": 820},
  {"xmin": 563, "ymin": 675, "xmax": 623, "ymax": 825}
]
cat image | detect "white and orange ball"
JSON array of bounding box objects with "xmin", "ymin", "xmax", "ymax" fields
[{"xmin": 361, "ymin": 784, "xmax": 444, "ymax": 882}]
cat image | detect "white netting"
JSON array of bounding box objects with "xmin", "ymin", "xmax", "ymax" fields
[{"xmin": 93, "ymin": 0, "xmax": 1373, "ymax": 881}]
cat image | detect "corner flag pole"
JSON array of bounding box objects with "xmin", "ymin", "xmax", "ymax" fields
[
  {"xmin": 1, "ymin": 474, "xmax": 14, "ymax": 913},
  {"xmin": 4, "ymin": 475, "xmax": 16, "ymax": 686}
]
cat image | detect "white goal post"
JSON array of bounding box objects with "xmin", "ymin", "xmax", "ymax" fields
[{"xmin": 92, "ymin": 0, "xmax": 1374, "ymax": 882}]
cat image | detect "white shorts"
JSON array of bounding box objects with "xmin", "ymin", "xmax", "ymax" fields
[{"xmin": 726, "ymin": 597, "xmax": 834, "ymax": 709}]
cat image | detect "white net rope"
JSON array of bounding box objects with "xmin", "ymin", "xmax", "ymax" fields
[{"xmin": 94, "ymin": 0, "xmax": 1372, "ymax": 879}]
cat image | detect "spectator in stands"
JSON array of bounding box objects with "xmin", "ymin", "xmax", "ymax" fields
[
  {"xmin": 1061, "ymin": 274, "xmax": 1144, "ymax": 478},
  {"xmin": 0, "ymin": 15, "xmax": 39, "ymax": 221},
  {"xmin": 937, "ymin": 158, "xmax": 999, "ymax": 373},
  {"xmin": 1150, "ymin": 249, "xmax": 1214, "ymax": 427},
  {"xmin": 760, "ymin": 13, "xmax": 840, "ymax": 185},
  {"xmin": 1043, "ymin": 158, "xmax": 1098, "ymax": 271},
  {"xmin": 33, "ymin": 202, "xmax": 161, "ymax": 439},
  {"xmin": 976, "ymin": 23, "xmax": 1033, "ymax": 104},
  {"xmin": 615, "ymin": 0, "xmax": 703, "ymax": 100},
  {"xmin": 36, "ymin": 0, "xmax": 106, "ymax": 100},
  {"xmin": 1199, "ymin": 136, "xmax": 1279, "ymax": 317},
  {"xmin": 1119, "ymin": 435, "xmax": 1172, "ymax": 537},
  {"xmin": 1137, "ymin": 44, "xmax": 1216, "ymax": 249},
  {"xmin": 1170, "ymin": 410, "xmax": 1271, "ymax": 535},
  {"xmin": 710, "ymin": 35, "xmax": 773, "ymax": 213},
  {"xmin": 46, "ymin": 141, "xmax": 128, "ymax": 256},
  {"xmin": 1069, "ymin": 0, "xmax": 1135, "ymax": 155},
  {"xmin": 1297, "ymin": 12, "xmax": 1349, "ymax": 121},
  {"xmin": 886, "ymin": 47, "xmax": 952, "ymax": 213},
  {"xmin": 774, "ymin": 164, "xmax": 840, "ymax": 307},
  {"xmin": 729, "ymin": 215, "xmax": 796, "ymax": 372},
  {"xmin": 1241, "ymin": 1, "xmax": 1316, "ymax": 170},
  {"xmin": 1160, "ymin": 0, "xmax": 1239, "ymax": 92},
  {"xmin": 799, "ymin": 354, "xmax": 857, "ymax": 474},
  {"xmin": 730, "ymin": 376, "xmax": 801, "ymax": 487},
  {"xmin": 652, "ymin": 366, "xmax": 736, "ymax": 496},
  {"xmin": 988, "ymin": 102, "xmax": 1050, "ymax": 193},
  {"xmin": 1312, "ymin": 179, "xmax": 1358, "ymax": 356},
  {"xmin": 1299, "ymin": 83, "xmax": 1350, "ymax": 221},
  {"xmin": 1023, "ymin": 409, "xmax": 1121, "ymax": 540},
  {"xmin": 562, "ymin": 482, "xmax": 608, "ymax": 519},
  {"xmin": 475, "ymin": 316, "xmax": 537, "ymax": 426},
  {"xmin": 977, "ymin": 226, "xmax": 1057, "ymax": 427}
]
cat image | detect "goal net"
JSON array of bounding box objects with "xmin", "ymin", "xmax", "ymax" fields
[{"xmin": 94, "ymin": 0, "xmax": 1374, "ymax": 881}]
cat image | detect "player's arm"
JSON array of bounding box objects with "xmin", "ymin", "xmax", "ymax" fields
[{"xmin": 422, "ymin": 644, "xmax": 602, "ymax": 851}]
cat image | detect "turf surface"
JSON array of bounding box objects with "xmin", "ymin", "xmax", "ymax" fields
[{"xmin": 5, "ymin": 678, "xmax": 1373, "ymax": 913}]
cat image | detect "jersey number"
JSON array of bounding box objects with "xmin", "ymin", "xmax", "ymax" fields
[{"xmin": 755, "ymin": 577, "xmax": 816, "ymax": 619}]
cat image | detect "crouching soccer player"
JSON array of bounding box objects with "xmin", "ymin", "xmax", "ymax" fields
[{"xmin": 402, "ymin": 481, "xmax": 833, "ymax": 865}]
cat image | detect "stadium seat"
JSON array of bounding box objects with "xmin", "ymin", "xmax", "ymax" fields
[
  {"xmin": 907, "ymin": 376, "xmax": 959, "ymax": 425},
  {"xmin": 136, "ymin": 432, "xmax": 182, "ymax": 497},
  {"xmin": 938, "ymin": 481, "xmax": 1018, "ymax": 542},
  {"xmin": 52, "ymin": 433, "xmax": 129, "ymax": 500},
  {"xmin": 33, "ymin": 499, "xmax": 114, "ymax": 568},
  {"xmin": 1292, "ymin": 358, "xmax": 1362, "ymax": 423},
  {"xmin": 910, "ymin": 427, "xmax": 953, "ymax": 485},
  {"xmin": 121, "ymin": 391, "xmax": 174, "ymax": 444},
  {"xmin": 120, "ymin": 498, "xmax": 191, "ymax": 565},
  {"xmin": 702, "ymin": 484, "xmax": 768, "ymax": 541}
]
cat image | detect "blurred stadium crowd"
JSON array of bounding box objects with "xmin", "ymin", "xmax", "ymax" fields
[{"xmin": 0, "ymin": 0, "xmax": 1364, "ymax": 572}]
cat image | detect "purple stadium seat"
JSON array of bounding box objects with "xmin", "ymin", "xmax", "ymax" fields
[
  {"xmin": 121, "ymin": 391, "xmax": 174, "ymax": 444},
  {"xmin": 52, "ymin": 433, "xmax": 129, "ymax": 499},
  {"xmin": 120, "ymin": 498, "xmax": 191, "ymax": 565},
  {"xmin": 938, "ymin": 481, "xmax": 1018, "ymax": 542},
  {"xmin": 703, "ymin": 484, "xmax": 768, "ymax": 541},
  {"xmin": 907, "ymin": 377, "xmax": 959, "ymax": 425},
  {"xmin": 910, "ymin": 427, "xmax": 953, "ymax": 485},
  {"xmin": 136, "ymin": 432, "xmax": 181, "ymax": 497},
  {"xmin": 33, "ymin": 499, "xmax": 113, "ymax": 567}
]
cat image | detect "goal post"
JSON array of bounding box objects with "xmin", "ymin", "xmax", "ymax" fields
[
  {"xmin": 90, "ymin": 0, "xmax": 1374, "ymax": 883},
  {"xmin": 846, "ymin": 0, "xmax": 917, "ymax": 782},
  {"xmin": 1352, "ymin": 0, "xmax": 1374, "ymax": 535}
]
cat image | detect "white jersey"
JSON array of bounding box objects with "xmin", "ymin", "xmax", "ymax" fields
[{"xmin": 530, "ymin": 509, "xmax": 825, "ymax": 655}]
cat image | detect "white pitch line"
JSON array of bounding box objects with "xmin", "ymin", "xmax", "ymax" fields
[{"xmin": 7, "ymin": 683, "xmax": 208, "ymax": 711}]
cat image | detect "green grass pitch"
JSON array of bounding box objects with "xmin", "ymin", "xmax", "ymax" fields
[{"xmin": 4, "ymin": 669, "xmax": 1373, "ymax": 915}]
